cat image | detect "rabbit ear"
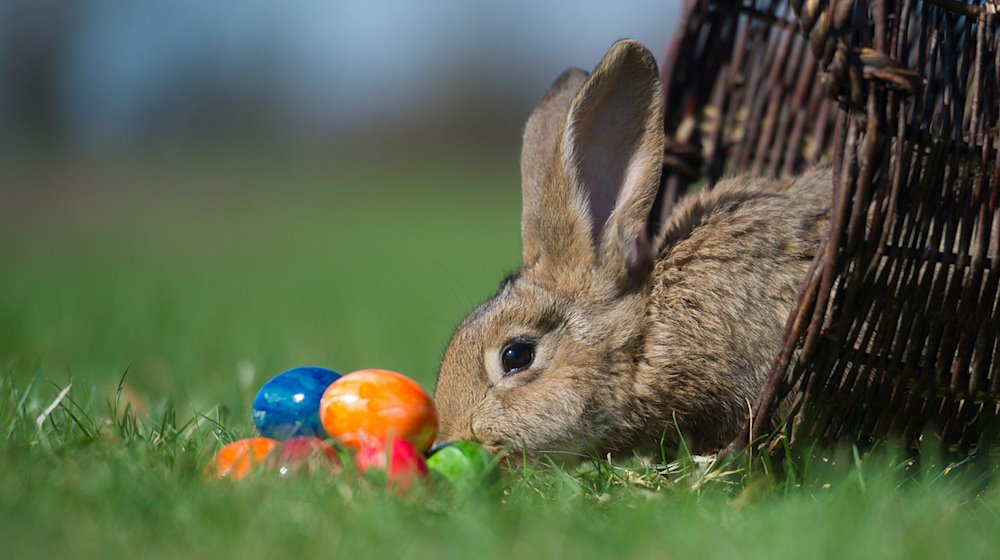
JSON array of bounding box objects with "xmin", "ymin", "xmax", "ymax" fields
[
  {"xmin": 520, "ymin": 40, "xmax": 664, "ymax": 288},
  {"xmin": 520, "ymin": 67, "xmax": 590, "ymax": 271},
  {"xmin": 564, "ymin": 40, "xmax": 664, "ymax": 287}
]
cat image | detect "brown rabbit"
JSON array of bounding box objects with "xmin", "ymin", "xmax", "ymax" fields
[{"xmin": 433, "ymin": 39, "xmax": 831, "ymax": 457}]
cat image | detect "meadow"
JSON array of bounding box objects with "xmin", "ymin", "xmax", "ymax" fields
[{"xmin": 2, "ymin": 152, "xmax": 999, "ymax": 559}]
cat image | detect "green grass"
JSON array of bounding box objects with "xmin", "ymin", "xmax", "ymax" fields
[{"xmin": 2, "ymin": 153, "xmax": 999, "ymax": 559}]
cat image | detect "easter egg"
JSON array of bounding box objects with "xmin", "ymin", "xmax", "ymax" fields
[
  {"xmin": 426, "ymin": 441, "xmax": 495, "ymax": 486},
  {"xmin": 319, "ymin": 369, "xmax": 437, "ymax": 452},
  {"xmin": 253, "ymin": 366, "xmax": 341, "ymax": 439},
  {"xmin": 208, "ymin": 437, "xmax": 279, "ymax": 480},
  {"xmin": 355, "ymin": 439, "xmax": 427, "ymax": 490},
  {"xmin": 268, "ymin": 435, "xmax": 341, "ymax": 477}
]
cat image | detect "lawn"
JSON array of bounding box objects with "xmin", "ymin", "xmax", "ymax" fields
[{"xmin": 1, "ymin": 152, "xmax": 998, "ymax": 559}]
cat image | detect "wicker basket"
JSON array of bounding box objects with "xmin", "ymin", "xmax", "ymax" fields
[{"xmin": 658, "ymin": 0, "xmax": 1000, "ymax": 455}]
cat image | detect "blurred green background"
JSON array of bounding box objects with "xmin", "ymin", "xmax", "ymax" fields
[
  {"xmin": 0, "ymin": 153, "xmax": 521, "ymax": 424},
  {"xmin": 0, "ymin": 0, "xmax": 679, "ymax": 421}
]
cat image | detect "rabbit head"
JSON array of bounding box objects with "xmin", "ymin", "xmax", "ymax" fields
[{"xmin": 434, "ymin": 40, "xmax": 664, "ymax": 456}]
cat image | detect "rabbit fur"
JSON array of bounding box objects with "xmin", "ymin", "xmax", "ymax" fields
[{"xmin": 433, "ymin": 39, "xmax": 832, "ymax": 456}]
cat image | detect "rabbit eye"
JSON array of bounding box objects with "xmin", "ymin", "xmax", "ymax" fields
[{"xmin": 500, "ymin": 339, "xmax": 535, "ymax": 374}]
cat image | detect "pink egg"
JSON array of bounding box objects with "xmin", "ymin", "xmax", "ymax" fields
[
  {"xmin": 268, "ymin": 436, "xmax": 340, "ymax": 477},
  {"xmin": 354, "ymin": 438, "xmax": 427, "ymax": 491}
]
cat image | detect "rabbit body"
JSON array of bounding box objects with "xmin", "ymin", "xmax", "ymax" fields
[
  {"xmin": 433, "ymin": 40, "xmax": 831, "ymax": 456},
  {"xmin": 634, "ymin": 168, "xmax": 831, "ymax": 450}
]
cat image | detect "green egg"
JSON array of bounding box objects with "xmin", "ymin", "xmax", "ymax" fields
[{"xmin": 425, "ymin": 441, "xmax": 496, "ymax": 486}]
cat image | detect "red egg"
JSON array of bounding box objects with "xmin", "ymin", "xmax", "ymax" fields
[
  {"xmin": 207, "ymin": 437, "xmax": 279, "ymax": 480},
  {"xmin": 354, "ymin": 439, "xmax": 428, "ymax": 490},
  {"xmin": 268, "ymin": 435, "xmax": 340, "ymax": 477},
  {"xmin": 319, "ymin": 369, "xmax": 438, "ymax": 453}
]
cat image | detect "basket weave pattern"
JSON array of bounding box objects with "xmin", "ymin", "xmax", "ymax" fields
[{"xmin": 659, "ymin": 0, "xmax": 1000, "ymax": 453}]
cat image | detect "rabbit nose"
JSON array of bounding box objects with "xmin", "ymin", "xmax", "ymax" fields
[
  {"xmin": 432, "ymin": 423, "xmax": 473, "ymax": 448},
  {"xmin": 431, "ymin": 419, "xmax": 489, "ymax": 449},
  {"xmin": 431, "ymin": 434, "xmax": 453, "ymax": 448}
]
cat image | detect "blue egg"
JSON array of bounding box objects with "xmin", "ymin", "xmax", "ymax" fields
[{"xmin": 253, "ymin": 366, "xmax": 341, "ymax": 439}]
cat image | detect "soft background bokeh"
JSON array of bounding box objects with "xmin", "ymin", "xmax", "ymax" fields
[
  {"xmin": 0, "ymin": 1, "xmax": 680, "ymax": 415},
  {"xmin": 1, "ymin": 0, "xmax": 678, "ymax": 150}
]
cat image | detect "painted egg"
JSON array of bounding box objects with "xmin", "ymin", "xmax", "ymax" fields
[
  {"xmin": 355, "ymin": 438, "xmax": 427, "ymax": 490},
  {"xmin": 319, "ymin": 369, "xmax": 437, "ymax": 453},
  {"xmin": 208, "ymin": 437, "xmax": 279, "ymax": 480},
  {"xmin": 253, "ymin": 366, "xmax": 341, "ymax": 439},
  {"xmin": 267, "ymin": 435, "xmax": 341, "ymax": 477},
  {"xmin": 426, "ymin": 441, "xmax": 495, "ymax": 486}
]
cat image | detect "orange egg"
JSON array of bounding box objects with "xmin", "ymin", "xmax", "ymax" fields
[
  {"xmin": 319, "ymin": 369, "xmax": 438, "ymax": 453},
  {"xmin": 208, "ymin": 437, "xmax": 279, "ymax": 480}
]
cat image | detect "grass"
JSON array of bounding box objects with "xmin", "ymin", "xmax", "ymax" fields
[{"xmin": 2, "ymin": 152, "xmax": 1000, "ymax": 559}]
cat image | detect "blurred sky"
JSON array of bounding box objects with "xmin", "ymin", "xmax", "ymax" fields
[{"xmin": 0, "ymin": 0, "xmax": 681, "ymax": 151}]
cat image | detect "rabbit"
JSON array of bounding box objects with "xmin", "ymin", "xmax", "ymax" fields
[{"xmin": 433, "ymin": 39, "xmax": 832, "ymax": 457}]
